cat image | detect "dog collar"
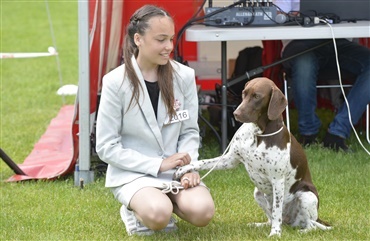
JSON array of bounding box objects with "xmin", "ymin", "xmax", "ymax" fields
[{"xmin": 256, "ymin": 126, "xmax": 284, "ymax": 137}]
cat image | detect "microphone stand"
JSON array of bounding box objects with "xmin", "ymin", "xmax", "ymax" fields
[
  {"xmin": 227, "ymin": 40, "xmax": 332, "ymax": 88},
  {"xmin": 0, "ymin": 148, "xmax": 26, "ymax": 175}
]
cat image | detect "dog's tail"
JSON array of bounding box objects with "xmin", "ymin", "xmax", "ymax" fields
[{"xmin": 313, "ymin": 219, "xmax": 332, "ymax": 230}]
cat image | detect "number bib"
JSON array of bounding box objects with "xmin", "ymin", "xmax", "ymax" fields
[{"xmin": 165, "ymin": 110, "xmax": 189, "ymax": 125}]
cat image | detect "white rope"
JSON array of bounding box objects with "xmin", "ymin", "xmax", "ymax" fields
[
  {"xmin": 164, "ymin": 131, "xmax": 238, "ymax": 190},
  {"xmin": 161, "ymin": 181, "xmax": 184, "ymax": 194},
  {"xmin": 162, "ymin": 139, "xmax": 235, "ymax": 191},
  {"xmin": 200, "ymin": 125, "xmax": 243, "ymax": 180},
  {"xmin": 256, "ymin": 126, "xmax": 284, "ymax": 137}
]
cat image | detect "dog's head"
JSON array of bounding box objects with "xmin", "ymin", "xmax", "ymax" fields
[{"xmin": 233, "ymin": 77, "xmax": 287, "ymax": 131}]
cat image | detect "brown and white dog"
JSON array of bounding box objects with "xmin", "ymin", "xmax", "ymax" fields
[{"xmin": 173, "ymin": 77, "xmax": 331, "ymax": 237}]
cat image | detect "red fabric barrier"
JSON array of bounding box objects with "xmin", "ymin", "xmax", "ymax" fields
[{"xmin": 7, "ymin": 105, "xmax": 75, "ymax": 182}]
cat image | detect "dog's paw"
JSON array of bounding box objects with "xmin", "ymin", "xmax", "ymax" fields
[
  {"xmin": 247, "ymin": 222, "xmax": 270, "ymax": 228},
  {"xmin": 172, "ymin": 168, "xmax": 183, "ymax": 180},
  {"xmin": 268, "ymin": 229, "xmax": 281, "ymax": 238},
  {"xmin": 173, "ymin": 165, "xmax": 194, "ymax": 180}
]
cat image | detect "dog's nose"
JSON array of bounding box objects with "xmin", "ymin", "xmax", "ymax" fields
[{"xmin": 233, "ymin": 109, "xmax": 240, "ymax": 118}]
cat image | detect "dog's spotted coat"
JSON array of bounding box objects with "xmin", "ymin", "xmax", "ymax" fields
[{"xmin": 173, "ymin": 78, "xmax": 331, "ymax": 237}]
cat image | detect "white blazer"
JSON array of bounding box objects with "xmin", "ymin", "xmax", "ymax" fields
[{"xmin": 96, "ymin": 56, "xmax": 200, "ymax": 188}]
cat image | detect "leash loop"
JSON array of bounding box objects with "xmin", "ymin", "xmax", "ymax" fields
[
  {"xmin": 256, "ymin": 126, "xmax": 284, "ymax": 137},
  {"xmin": 162, "ymin": 181, "xmax": 184, "ymax": 194}
]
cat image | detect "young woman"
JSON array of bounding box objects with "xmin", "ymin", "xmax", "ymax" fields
[{"xmin": 96, "ymin": 4, "xmax": 215, "ymax": 236}]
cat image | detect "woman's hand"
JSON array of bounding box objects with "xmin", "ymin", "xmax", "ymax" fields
[
  {"xmin": 159, "ymin": 152, "xmax": 191, "ymax": 172},
  {"xmin": 180, "ymin": 172, "xmax": 201, "ymax": 189}
]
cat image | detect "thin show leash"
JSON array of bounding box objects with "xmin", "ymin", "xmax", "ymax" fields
[
  {"xmin": 162, "ymin": 124, "xmax": 286, "ymax": 194},
  {"xmin": 162, "ymin": 129, "xmax": 240, "ymax": 194},
  {"xmin": 256, "ymin": 126, "xmax": 284, "ymax": 137}
]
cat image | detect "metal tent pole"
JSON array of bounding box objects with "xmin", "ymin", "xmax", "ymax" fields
[{"xmin": 75, "ymin": 0, "xmax": 94, "ymax": 186}]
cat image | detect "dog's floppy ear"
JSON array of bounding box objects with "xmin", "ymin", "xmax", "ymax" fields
[
  {"xmin": 267, "ymin": 86, "xmax": 288, "ymax": 120},
  {"xmin": 244, "ymin": 80, "xmax": 251, "ymax": 89}
]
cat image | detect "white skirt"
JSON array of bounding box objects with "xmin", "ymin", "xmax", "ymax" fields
[{"xmin": 111, "ymin": 171, "xmax": 207, "ymax": 208}]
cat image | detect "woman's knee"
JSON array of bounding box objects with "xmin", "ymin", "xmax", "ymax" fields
[
  {"xmin": 130, "ymin": 188, "xmax": 174, "ymax": 230},
  {"xmin": 191, "ymin": 202, "xmax": 215, "ymax": 227},
  {"xmin": 179, "ymin": 189, "xmax": 215, "ymax": 226},
  {"xmin": 140, "ymin": 205, "xmax": 173, "ymax": 230}
]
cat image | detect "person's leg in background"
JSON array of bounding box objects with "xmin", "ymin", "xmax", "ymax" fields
[
  {"xmin": 323, "ymin": 39, "xmax": 370, "ymax": 151},
  {"xmin": 282, "ymin": 39, "xmax": 329, "ymax": 145}
]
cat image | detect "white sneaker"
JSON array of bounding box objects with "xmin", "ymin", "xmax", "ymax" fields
[
  {"xmin": 120, "ymin": 205, "xmax": 154, "ymax": 236},
  {"xmin": 120, "ymin": 205, "xmax": 178, "ymax": 236}
]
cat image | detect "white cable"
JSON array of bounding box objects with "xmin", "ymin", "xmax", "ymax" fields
[{"xmin": 320, "ymin": 19, "xmax": 369, "ymax": 155}]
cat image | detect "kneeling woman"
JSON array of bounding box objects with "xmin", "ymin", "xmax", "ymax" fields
[{"xmin": 96, "ymin": 4, "xmax": 215, "ymax": 236}]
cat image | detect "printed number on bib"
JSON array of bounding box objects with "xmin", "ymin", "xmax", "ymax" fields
[{"xmin": 166, "ymin": 110, "xmax": 189, "ymax": 124}]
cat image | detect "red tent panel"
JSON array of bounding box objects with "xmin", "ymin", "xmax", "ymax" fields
[{"xmin": 7, "ymin": 105, "xmax": 75, "ymax": 182}]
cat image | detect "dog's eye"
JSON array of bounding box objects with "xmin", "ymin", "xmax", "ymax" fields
[{"xmin": 253, "ymin": 94, "xmax": 259, "ymax": 99}]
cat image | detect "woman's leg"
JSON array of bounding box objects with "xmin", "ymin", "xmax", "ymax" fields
[
  {"xmin": 169, "ymin": 185, "xmax": 215, "ymax": 227},
  {"xmin": 129, "ymin": 187, "xmax": 174, "ymax": 231}
]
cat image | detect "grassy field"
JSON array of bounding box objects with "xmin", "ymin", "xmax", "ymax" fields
[{"xmin": 1, "ymin": 2, "xmax": 370, "ymax": 241}]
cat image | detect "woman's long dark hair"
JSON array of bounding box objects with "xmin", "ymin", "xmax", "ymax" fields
[{"xmin": 123, "ymin": 5, "xmax": 176, "ymax": 118}]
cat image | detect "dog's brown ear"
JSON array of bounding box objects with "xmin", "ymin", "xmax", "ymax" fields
[
  {"xmin": 267, "ymin": 87, "xmax": 288, "ymax": 120},
  {"xmin": 244, "ymin": 80, "xmax": 251, "ymax": 89}
]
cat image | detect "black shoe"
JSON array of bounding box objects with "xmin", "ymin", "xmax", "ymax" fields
[
  {"xmin": 299, "ymin": 134, "xmax": 318, "ymax": 146},
  {"xmin": 323, "ymin": 132, "xmax": 350, "ymax": 152}
]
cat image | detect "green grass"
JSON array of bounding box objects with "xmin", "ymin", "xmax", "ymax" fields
[{"xmin": 1, "ymin": 2, "xmax": 370, "ymax": 241}]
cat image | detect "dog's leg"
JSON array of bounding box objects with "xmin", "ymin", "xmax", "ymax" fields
[
  {"xmin": 173, "ymin": 140, "xmax": 242, "ymax": 180},
  {"xmin": 285, "ymin": 191, "xmax": 332, "ymax": 233},
  {"xmin": 268, "ymin": 178, "xmax": 285, "ymax": 237},
  {"xmin": 248, "ymin": 188, "xmax": 272, "ymax": 227}
]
